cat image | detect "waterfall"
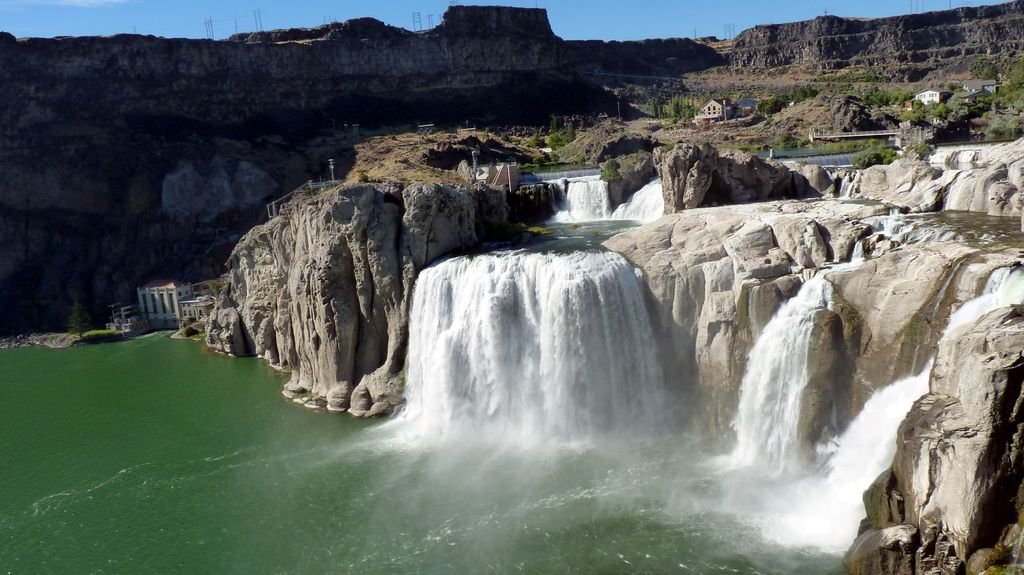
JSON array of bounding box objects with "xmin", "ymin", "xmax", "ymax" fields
[
  {"xmin": 550, "ymin": 176, "xmax": 612, "ymax": 223},
  {"xmin": 760, "ymin": 265, "xmax": 1024, "ymax": 551},
  {"xmin": 730, "ymin": 270, "xmax": 842, "ymax": 473},
  {"xmin": 398, "ymin": 250, "xmax": 667, "ymax": 444},
  {"xmin": 865, "ymin": 210, "xmax": 960, "ymax": 245},
  {"xmin": 611, "ymin": 179, "xmax": 665, "ymax": 224}
]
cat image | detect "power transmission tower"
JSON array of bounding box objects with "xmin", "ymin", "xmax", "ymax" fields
[
  {"xmin": 723, "ymin": 23, "xmax": 735, "ymax": 39},
  {"xmin": 203, "ymin": 17, "xmax": 214, "ymax": 39},
  {"xmin": 253, "ymin": 9, "xmax": 264, "ymax": 32},
  {"xmin": 412, "ymin": 12, "xmax": 422, "ymax": 31}
]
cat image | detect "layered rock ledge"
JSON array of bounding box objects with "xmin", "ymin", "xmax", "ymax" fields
[{"xmin": 206, "ymin": 183, "xmax": 478, "ymax": 417}]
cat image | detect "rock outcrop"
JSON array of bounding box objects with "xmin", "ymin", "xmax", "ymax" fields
[
  {"xmin": 206, "ymin": 183, "xmax": 477, "ymax": 417},
  {"xmin": 847, "ymin": 139, "xmax": 1024, "ymax": 218},
  {"xmin": 654, "ymin": 144, "xmax": 823, "ymax": 214},
  {"xmin": 607, "ymin": 150, "xmax": 657, "ymax": 207},
  {"xmin": 731, "ymin": 1, "xmax": 1024, "ymax": 78},
  {"xmin": 604, "ymin": 200, "xmax": 883, "ymax": 437},
  {"xmin": 846, "ymin": 306, "xmax": 1024, "ymax": 575}
]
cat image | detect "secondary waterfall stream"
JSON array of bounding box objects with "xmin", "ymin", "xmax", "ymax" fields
[
  {"xmin": 398, "ymin": 250, "xmax": 668, "ymax": 443},
  {"xmin": 734, "ymin": 265, "xmax": 1024, "ymax": 551},
  {"xmin": 550, "ymin": 176, "xmax": 664, "ymax": 224},
  {"xmin": 730, "ymin": 264, "xmax": 856, "ymax": 473}
]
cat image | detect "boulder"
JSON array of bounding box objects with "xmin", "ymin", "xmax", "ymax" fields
[
  {"xmin": 655, "ymin": 143, "xmax": 718, "ymax": 211},
  {"xmin": 790, "ymin": 163, "xmax": 835, "ymax": 198},
  {"xmin": 849, "ymin": 158, "xmax": 948, "ymax": 212},
  {"xmin": 655, "ymin": 143, "xmax": 808, "ymax": 213},
  {"xmin": 845, "ymin": 525, "xmax": 918, "ymax": 575}
]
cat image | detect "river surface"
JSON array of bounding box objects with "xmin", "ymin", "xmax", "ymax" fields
[{"xmin": 0, "ymin": 334, "xmax": 847, "ymax": 574}]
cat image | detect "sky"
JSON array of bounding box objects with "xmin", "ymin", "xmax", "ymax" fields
[{"xmin": 0, "ymin": 0, "xmax": 1008, "ymax": 40}]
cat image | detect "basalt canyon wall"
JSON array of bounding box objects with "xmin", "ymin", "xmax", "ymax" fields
[
  {"xmin": 731, "ymin": 1, "xmax": 1024, "ymax": 78},
  {"xmin": 0, "ymin": 5, "xmax": 715, "ymax": 334}
]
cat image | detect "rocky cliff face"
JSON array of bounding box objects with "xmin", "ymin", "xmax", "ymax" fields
[
  {"xmin": 846, "ymin": 306, "xmax": 1024, "ymax": 575},
  {"xmin": 603, "ymin": 200, "xmax": 882, "ymax": 438},
  {"xmin": 731, "ymin": 1, "xmax": 1024, "ymax": 78},
  {"xmin": 206, "ymin": 183, "xmax": 479, "ymax": 416},
  {"xmin": 654, "ymin": 144, "xmax": 827, "ymax": 213},
  {"xmin": 848, "ymin": 140, "xmax": 1024, "ymax": 218},
  {"xmin": 1, "ymin": 5, "xmax": 717, "ymax": 334}
]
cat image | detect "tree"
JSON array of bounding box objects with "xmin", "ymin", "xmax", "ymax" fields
[
  {"xmin": 600, "ymin": 158, "xmax": 622, "ymax": 183},
  {"xmin": 757, "ymin": 97, "xmax": 784, "ymax": 116},
  {"xmin": 853, "ymin": 141, "xmax": 898, "ymax": 169},
  {"xmin": 67, "ymin": 301, "xmax": 91, "ymax": 335},
  {"xmin": 986, "ymin": 113, "xmax": 1021, "ymax": 140}
]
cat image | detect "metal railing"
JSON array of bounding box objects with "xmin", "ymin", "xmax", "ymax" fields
[
  {"xmin": 266, "ymin": 179, "xmax": 342, "ymax": 219},
  {"xmin": 809, "ymin": 128, "xmax": 899, "ymax": 141}
]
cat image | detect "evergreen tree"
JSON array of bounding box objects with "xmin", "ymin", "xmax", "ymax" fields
[{"xmin": 67, "ymin": 301, "xmax": 91, "ymax": 335}]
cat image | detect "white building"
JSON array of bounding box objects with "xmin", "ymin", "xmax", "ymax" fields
[
  {"xmin": 694, "ymin": 99, "xmax": 735, "ymax": 124},
  {"xmin": 915, "ymin": 89, "xmax": 951, "ymax": 105},
  {"xmin": 137, "ymin": 280, "xmax": 193, "ymax": 329}
]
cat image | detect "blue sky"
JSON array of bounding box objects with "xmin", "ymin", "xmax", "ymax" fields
[{"xmin": 0, "ymin": 0, "xmax": 1007, "ymax": 40}]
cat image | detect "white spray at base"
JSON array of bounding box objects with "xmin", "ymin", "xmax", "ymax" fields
[
  {"xmin": 611, "ymin": 179, "xmax": 665, "ymax": 224},
  {"xmin": 396, "ymin": 250, "xmax": 668, "ymax": 445},
  {"xmin": 755, "ymin": 265, "xmax": 1024, "ymax": 552}
]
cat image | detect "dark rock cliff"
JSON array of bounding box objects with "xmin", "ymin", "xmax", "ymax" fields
[
  {"xmin": 0, "ymin": 5, "xmax": 707, "ymax": 334},
  {"xmin": 731, "ymin": 1, "xmax": 1024, "ymax": 77}
]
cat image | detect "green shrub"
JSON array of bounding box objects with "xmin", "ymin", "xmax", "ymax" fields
[
  {"xmin": 757, "ymin": 97, "xmax": 785, "ymax": 116},
  {"xmin": 600, "ymin": 158, "xmax": 623, "ymax": 182},
  {"xmin": 356, "ymin": 170, "xmax": 370, "ymax": 183},
  {"xmin": 853, "ymin": 142, "xmax": 899, "ymax": 169},
  {"xmin": 986, "ymin": 114, "xmax": 1022, "ymax": 139}
]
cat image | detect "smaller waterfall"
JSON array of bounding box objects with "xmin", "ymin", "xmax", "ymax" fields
[
  {"xmin": 864, "ymin": 210, "xmax": 960, "ymax": 245},
  {"xmin": 550, "ymin": 176, "xmax": 612, "ymax": 223},
  {"xmin": 730, "ymin": 270, "xmax": 842, "ymax": 473},
  {"xmin": 611, "ymin": 179, "xmax": 664, "ymax": 224},
  {"xmin": 762, "ymin": 265, "xmax": 1024, "ymax": 550}
]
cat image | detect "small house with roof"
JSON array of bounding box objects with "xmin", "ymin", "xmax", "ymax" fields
[
  {"xmin": 915, "ymin": 89, "xmax": 952, "ymax": 106},
  {"xmin": 962, "ymin": 79, "xmax": 998, "ymax": 94},
  {"xmin": 694, "ymin": 99, "xmax": 736, "ymax": 124}
]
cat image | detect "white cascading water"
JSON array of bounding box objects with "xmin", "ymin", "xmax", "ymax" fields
[
  {"xmin": 397, "ymin": 250, "xmax": 667, "ymax": 444},
  {"xmin": 729, "ymin": 269, "xmax": 846, "ymax": 473},
  {"xmin": 761, "ymin": 265, "xmax": 1024, "ymax": 551},
  {"xmin": 866, "ymin": 209, "xmax": 960, "ymax": 245},
  {"xmin": 611, "ymin": 179, "xmax": 665, "ymax": 224},
  {"xmin": 550, "ymin": 176, "xmax": 612, "ymax": 223}
]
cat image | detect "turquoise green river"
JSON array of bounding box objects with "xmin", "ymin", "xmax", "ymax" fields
[{"xmin": 0, "ymin": 335, "xmax": 845, "ymax": 574}]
